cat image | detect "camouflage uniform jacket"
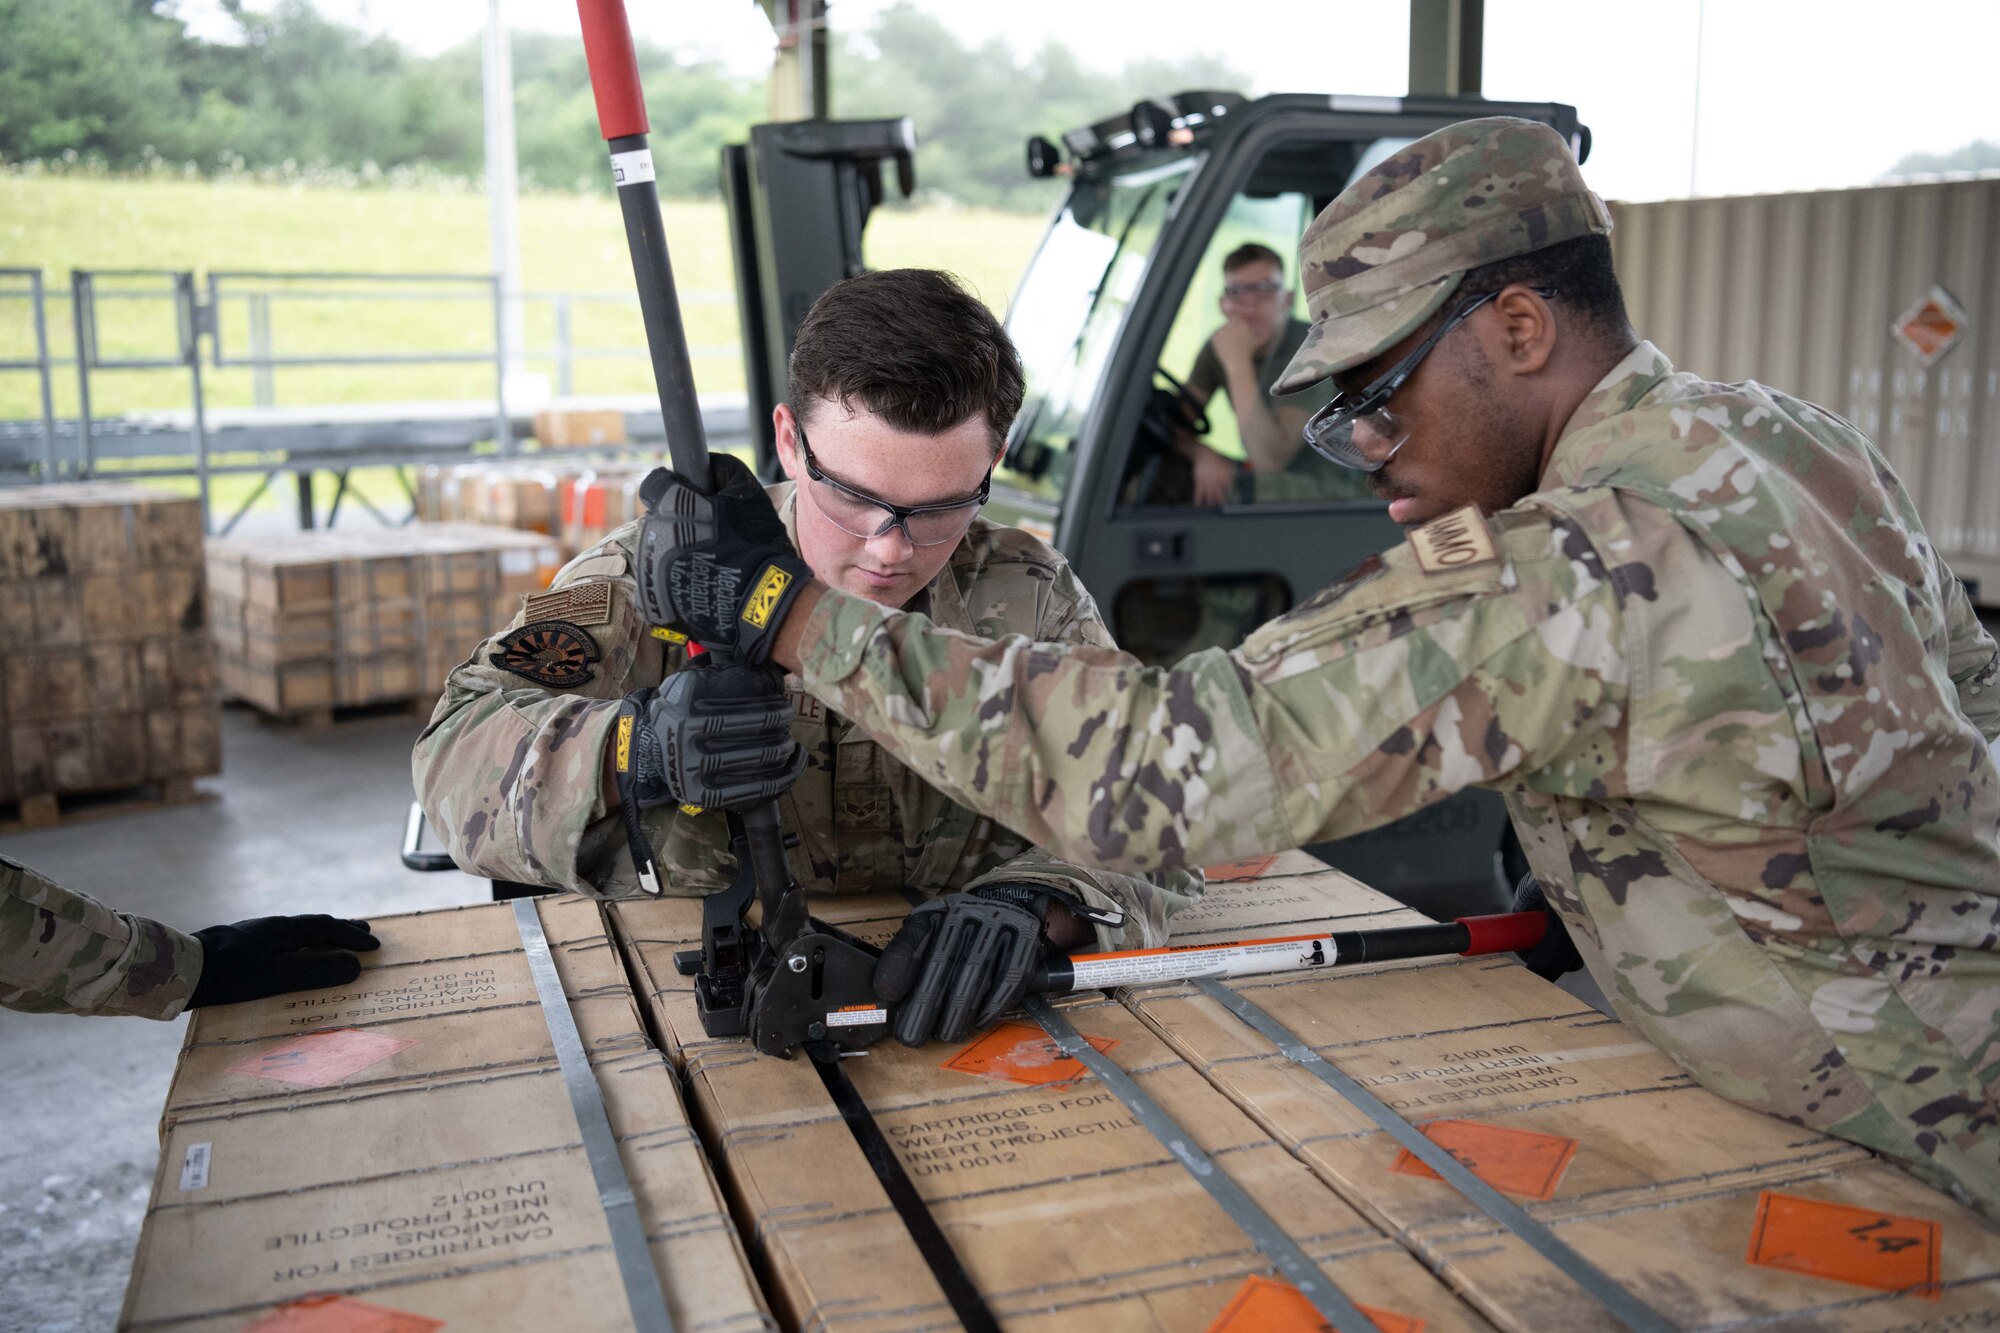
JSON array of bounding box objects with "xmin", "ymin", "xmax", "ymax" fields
[
  {"xmin": 413, "ymin": 484, "xmax": 1201, "ymax": 948},
  {"xmin": 791, "ymin": 343, "xmax": 2000, "ymax": 1217},
  {"xmin": 0, "ymin": 852, "xmax": 202, "ymax": 1018}
]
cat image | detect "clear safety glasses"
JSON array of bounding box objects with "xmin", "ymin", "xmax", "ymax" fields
[
  {"xmin": 798, "ymin": 426, "xmax": 991, "ymax": 547},
  {"xmin": 1302, "ymin": 286, "xmax": 1555, "ymax": 472}
]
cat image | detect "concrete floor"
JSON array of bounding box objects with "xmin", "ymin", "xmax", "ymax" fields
[{"xmin": 0, "ymin": 708, "xmax": 487, "ymax": 1333}]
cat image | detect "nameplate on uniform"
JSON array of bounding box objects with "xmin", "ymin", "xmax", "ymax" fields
[
  {"xmin": 523, "ymin": 581, "xmax": 613, "ymax": 626},
  {"xmin": 789, "ymin": 689, "xmax": 825, "ymax": 723},
  {"xmin": 1408, "ymin": 504, "xmax": 1498, "ymax": 574}
]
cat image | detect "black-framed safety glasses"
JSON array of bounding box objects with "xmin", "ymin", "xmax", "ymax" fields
[
  {"xmin": 1302, "ymin": 286, "xmax": 1557, "ymax": 472},
  {"xmin": 797, "ymin": 424, "xmax": 992, "ymax": 547}
]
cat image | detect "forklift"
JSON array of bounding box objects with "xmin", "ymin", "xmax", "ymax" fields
[{"xmin": 717, "ymin": 90, "xmax": 1588, "ymax": 916}]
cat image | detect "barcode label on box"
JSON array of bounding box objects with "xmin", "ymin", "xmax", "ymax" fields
[{"xmin": 179, "ymin": 1142, "xmax": 211, "ymax": 1192}]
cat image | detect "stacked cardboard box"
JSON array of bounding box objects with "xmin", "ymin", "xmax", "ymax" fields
[
  {"xmin": 415, "ymin": 462, "xmax": 655, "ymax": 558},
  {"xmin": 121, "ymin": 897, "xmax": 771, "ymax": 1332},
  {"xmin": 0, "ymin": 481, "xmax": 219, "ymax": 818},
  {"xmin": 206, "ymin": 523, "xmax": 563, "ymax": 718},
  {"xmin": 130, "ymin": 856, "xmax": 2000, "ymax": 1328}
]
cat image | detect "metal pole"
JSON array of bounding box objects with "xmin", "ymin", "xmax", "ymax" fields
[
  {"xmin": 491, "ymin": 273, "xmax": 514, "ymax": 454},
  {"xmin": 30, "ymin": 272, "xmax": 57, "ymax": 482},
  {"xmin": 250, "ymin": 292, "xmax": 275, "ymax": 407},
  {"xmin": 484, "ymin": 0, "xmax": 527, "ymax": 392},
  {"xmin": 71, "ymin": 271, "xmax": 97, "ymax": 478},
  {"xmin": 555, "ymin": 294, "xmax": 574, "ymax": 397},
  {"xmin": 181, "ymin": 273, "xmax": 213, "ymax": 533},
  {"xmin": 1688, "ymin": 0, "xmax": 1706, "ymax": 196}
]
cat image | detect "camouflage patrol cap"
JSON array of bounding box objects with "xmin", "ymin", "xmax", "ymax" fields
[{"xmin": 1273, "ymin": 117, "xmax": 1611, "ymax": 394}]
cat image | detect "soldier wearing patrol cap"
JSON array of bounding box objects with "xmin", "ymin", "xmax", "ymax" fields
[{"xmin": 638, "ymin": 118, "xmax": 2000, "ymax": 1217}]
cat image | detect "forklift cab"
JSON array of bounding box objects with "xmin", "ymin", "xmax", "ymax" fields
[{"xmin": 981, "ymin": 92, "xmax": 1587, "ymax": 910}]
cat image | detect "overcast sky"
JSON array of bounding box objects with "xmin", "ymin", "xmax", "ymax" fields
[{"xmin": 199, "ymin": 0, "xmax": 2000, "ymax": 203}]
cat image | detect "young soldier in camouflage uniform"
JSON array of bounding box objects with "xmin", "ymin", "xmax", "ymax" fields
[
  {"xmin": 1, "ymin": 853, "xmax": 377, "ymax": 1017},
  {"xmin": 639, "ymin": 122, "xmax": 2000, "ymax": 1216},
  {"xmin": 413, "ymin": 270, "xmax": 1199, "ymax": 1041}
]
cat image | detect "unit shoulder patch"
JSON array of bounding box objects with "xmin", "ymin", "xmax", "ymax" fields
[
  {"xmin": 1408, "ymin": 503, "xmax": 1499, "ymax": 574},
  {"xmin": 490, "ymin": 619, "xmax": 601, "ymax": 688},
  {"xmin": 522, "ymin": 580, "xmax": 614, "ymax": 626}
]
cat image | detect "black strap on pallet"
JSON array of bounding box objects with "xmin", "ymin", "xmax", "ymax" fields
[
  {"xmin": 1194, "ymin": 977, "xmax": 1676, "ymax": 1333},
  {"xmin": 812, "ymin": 1051, "xmax": 1003, "ymax": 1333},
  {"xmin": 1023, "ymin": 996, "xmax": 1380, "ymax": 1333}
]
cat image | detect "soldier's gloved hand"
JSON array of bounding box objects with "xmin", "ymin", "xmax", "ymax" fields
[
  {"xmin": 187, "ymin": 915, "xmax": 380, "ymax": 1009},
  {"xmin": 636, "ymin": 455, "xmax": 811, "ymax": 665},
  {"xmin": 620, "ymin": 663, "xmax": 805, "ymax": 812},
  {"xmin": 1511, "ymin": 873, "xmax": 1584, "ymax": 982},
  {"xmin": 874, "ymin": 886, "xmax": 1047, "ymax": 1047}
]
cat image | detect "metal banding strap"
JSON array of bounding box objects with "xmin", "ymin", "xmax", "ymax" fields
[
  {"xmin": 812, "ymin": 1052, "xmax": 1003, "ymax": 1333},
  {"xmin": 513, "ymin": 898, "xmax": 677, "ymax": 1333},
  {"xmin": 1194, "ymin": 977, "xmax": 1676, "ymax": 1333},
  {"xmin": 1022, "ymin": 996, "xmax": 1379, "ymax": 1333}
]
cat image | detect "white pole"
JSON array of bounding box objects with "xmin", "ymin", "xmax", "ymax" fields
[
  {"xmin": 1687, "ymin": 0, "xmax": 1705, "ymax": 197},
  {"xmin": 483, "ymin": 0, "xmax": 528, "ymax": 401}
]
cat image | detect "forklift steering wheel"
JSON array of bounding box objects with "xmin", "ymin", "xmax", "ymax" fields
[{"xmin": 1152, "ymin": 364, "xmax": 1209, "ymax": 436}]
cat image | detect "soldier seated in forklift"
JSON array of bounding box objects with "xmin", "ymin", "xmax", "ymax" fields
[
  {"xmin": 1168, "ymin": 242, "xmax": 1360, "ymax": 507},
  {"xmin": 412, "ymin": 269, "xmax": 1201, "ymax": 1045}
]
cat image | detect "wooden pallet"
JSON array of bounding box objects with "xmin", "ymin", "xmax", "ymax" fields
[
  {"xmin": 1, "ymin": 777, "xmax": 213, "ymax": 832},
  {"xmin": 223, "ymin": 695, "xmax": 437, "ymax": 731}
]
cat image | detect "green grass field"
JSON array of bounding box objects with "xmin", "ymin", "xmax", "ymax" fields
[{"xmin": 0, "ymin": 174, "xmax": 1046, "ymax": 520}]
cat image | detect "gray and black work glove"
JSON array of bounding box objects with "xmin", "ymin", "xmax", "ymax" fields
[
  {"xmin": 1511, "ymin": 873, "xmax": 1584, "ymax": 982},
  {"xmin": 874, "ymin": 883, "xmax": 1124, "ymax": 1047},
  {"xmin": 635, "ymin": 456, "xmax": 811, "ymax": 665},
  {"xmin": 621, "ymin": 662, "xmax": 806, "ymax": 813},
  {"xmin": 187, "ymin": 915, "xmax": 380, "ymax": 1009}
]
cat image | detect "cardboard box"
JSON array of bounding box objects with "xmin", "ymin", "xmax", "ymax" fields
[
  {"xmin": 206, "ymin": 525, "xmax": 562, "ymax": 715},
  {"xmin": 535, "ymin": 409, "xmax": 629, "ymax": 448},
  {"xmin": 2, "ymin": 483, "xmax": 219, "ymax": 802},
  {"xmin": 1122, "ymin": 953, "xmax": 2000, "ymax": 1327},
  {"xmin": 123, "ymin": 897, "xmax": 771, "ymax": 1333}
]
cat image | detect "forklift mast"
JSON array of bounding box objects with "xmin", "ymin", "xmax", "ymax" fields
[{"xmin": 721, "ymin": 117, "xmax": 917, "ymax": 471}]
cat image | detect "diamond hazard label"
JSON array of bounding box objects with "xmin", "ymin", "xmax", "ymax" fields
[
  {"xmin": 1388, "ymin": 1118, "xmax": 1579, "ymax": 1201},
  {"xmin": 1891, "ymin": 285, "xmax": 1967, "ymax": 367},
  {"xmin": 1203, "ymin": 854, "xmax": 1280, "ymax": 882},
  {"xmin": 1206, "ymin": 1275, "xmax": 1424, "ymax": 1333},
  {"xmin": 228, "ymin": 1028, "xmax": 418, "ymax": 1089},
  {"xmin": 943, "ymin": 1020, "xmax": 1116, "ymax": 1088},
  {"xmin": 1746, "ymin": 1191, "xmax": 1941, "ymax": 1297}
]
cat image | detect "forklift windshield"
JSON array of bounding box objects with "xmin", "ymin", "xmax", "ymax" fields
[{"xmin": 997, "ymin": 157, "xmax": 1199, "ymax": 516}]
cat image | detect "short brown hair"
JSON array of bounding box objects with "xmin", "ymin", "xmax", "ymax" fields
[
  {"xmin": 788, "ymin": 269, "xmax": 1025, "ymax": 452},
  {"xmin": 1222, "ymin": 242, "xmax": 1284, "ymax": 275}
]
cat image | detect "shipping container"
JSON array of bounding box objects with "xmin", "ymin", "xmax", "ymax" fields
[{"xmin": 1610, "ymin": 176, "xmax": 2000, "ymax": 602}]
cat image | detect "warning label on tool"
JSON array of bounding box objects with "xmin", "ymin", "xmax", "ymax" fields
[{"xmin": 1065, "ymin": 934, "xmax": 1338, "ymax": 990}]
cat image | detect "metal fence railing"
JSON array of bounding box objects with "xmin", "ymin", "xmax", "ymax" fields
[{"xmin": 0, "ymin": 267, "xmax": 741, "ymax": 532}]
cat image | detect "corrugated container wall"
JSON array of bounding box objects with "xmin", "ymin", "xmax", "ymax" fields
[{"xmin": 1610, "ymin": 177, "xmax": 2000, "ymax": 602}]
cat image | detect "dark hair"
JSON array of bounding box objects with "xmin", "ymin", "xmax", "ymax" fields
[
  {"xmin": 1222, "ymin": 242, "xmax": 1285, "ymax": 275},
  {"xmin": 1457, "ymin": 234, "xmax": 1631, "ymax": 344},
  {"xmin": 788, "ymin": 269, "xmax": 1024, "ymax": 451}
]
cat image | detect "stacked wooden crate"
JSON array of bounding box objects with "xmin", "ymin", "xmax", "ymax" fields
[
  {"xmin": 0, "ymin": 482, "xmax": 219, "ymax": 823},
  {"xmin": 415, "ymin": 461, "xmax": 658, "ymax": 558},
  {"xmin": 206, "ymin": 523, "xmax": 563, "ymax": 721}
]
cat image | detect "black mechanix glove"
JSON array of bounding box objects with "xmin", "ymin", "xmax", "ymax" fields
[
  {"xmin": 1511, "ymin": 873, "xmax": 1584, "ymax": 982},
  {"xmin": 619, "ymin": 662, "xmax": 805, "ymax": 813},
  {"xmin": 873, "ymin": 883, "xmax": 1124, "ymax": 1047},
  {"xmin": 635, "ymin": 455, "xmax": 811, "ymax": 665},
  {"xmin": 187, "ymin": 915, "xmax": 380, "ymax": 1009}
]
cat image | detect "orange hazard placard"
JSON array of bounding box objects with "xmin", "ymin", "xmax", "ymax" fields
[
  {"xmin": 1745, "ymin": 1191, "xmax": 1941, "ymax": 1298},
  {"xmin": 942, "ymin": 1020, "xmax": 1116, "ymax": 1088},
  {"xmin": 1387, "ymin": 1119, "xmax": 1578, "ymax": 1201},
  {"xmin": 1206, "ymin": 1275, "xmax": 1424, "ymax": 1333},
  {"xmin": 228, "ymin": 1028, "xmax": 418, "ymax": 1089},
  {"xmin": 243, "ymin": 1294, "xmax": 444, "ymax": 1332},
  {"xmin": 1203, "ymin": 854, "xmax": 1281, "ymax": 882}
]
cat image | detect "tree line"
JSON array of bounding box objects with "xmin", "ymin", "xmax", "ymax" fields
[{"xmin": 0, "ymin": 0, "xmax": 1247, "ymax": 210}]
